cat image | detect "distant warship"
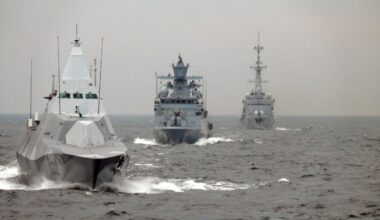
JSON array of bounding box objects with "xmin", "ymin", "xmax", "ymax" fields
[
  {"xmin": 241, "ymin": 34, "xmax": 275, "ymax": 129},
  {"xmin": 154, "ymin": 55, "xmax": 213, "ymax": 144},
  {"xmin": 17, "ymin": 29, "xmax": 129, "ymax": 189}
]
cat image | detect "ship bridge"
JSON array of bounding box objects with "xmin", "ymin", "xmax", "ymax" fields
[{"xmin": 50, "ymin": 29, "xmax": 106, "ymax": 117}]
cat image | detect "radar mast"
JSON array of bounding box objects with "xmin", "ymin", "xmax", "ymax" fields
[{"xmin": 251, "ymin": 32, "xmax": 267, "ymax": 95}]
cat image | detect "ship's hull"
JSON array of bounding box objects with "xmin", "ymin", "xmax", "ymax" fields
[
  {"xmin": 154, "ymin": 128, "xmax": 205, "ymax": 144},
  {"xmin": 16, "ymin": 152, "xmax": 129, "ymax": 189},
  {"xmin": 243, "ymin": 116, "xmax": 274, "ymax": 129}
]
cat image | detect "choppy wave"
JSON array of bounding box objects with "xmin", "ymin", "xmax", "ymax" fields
[
  {"xmin": 0, "ymin": 161, "xmax": 88, "ymax": 190},
  {"xmin": 278, "ymin": 178, "xmax": 290, "ymax": 183},
  {"xmin": 195, "ymin": 137, "xmax": 234, "ymax": 146},
  {"xmin": 0, "ymin": 162, "xmax": 249, "ymax": 192},
  {"xmin": 238, "ymin": 138, "xmax": 263, "ymax": 144},
  {"xmin": 275, "ymin": 127, "xmax": 302, "ymax": 131},
  {"xmin": 133, "ymin": 163, "xmax": 162, "ymax": 169},
  {"xmin": 113, "ymin": 177, "xmax": 291, "ymax": 194},
  {"xmin": 0, "ymin": 162, "xmax": 24, "ymax": 190},
  {"xmin": 0, "ymin": 161, "xmax": 19, "ymax": 179},
  {"xmin": 111, "ymin": 177, "xmax": 252, "ymax": 194},
  {"xmin": 0, "ymin": 162, "xmax": 289, "ymax": 193},
  {"xmin": 133, "ymin": 137, "xmax": 160, "ymax": 146},
  {"xmin": 0, "ymin": 162, "xmax": 86, "ymax": 191}
]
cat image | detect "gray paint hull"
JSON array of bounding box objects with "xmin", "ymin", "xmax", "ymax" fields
[
  {"xmin": 154, "ymin": 128, "xmax": 204, "ymax": 144},
  {"xmin": 16, "ymin": 152, "xmax": 129, "ymax": 189},
  {"xmin": 243, "ymin": 116, "xmax": 274, "ymax": 129}
]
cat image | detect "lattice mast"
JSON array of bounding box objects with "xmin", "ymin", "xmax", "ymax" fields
[{"xmin": 250, "ymin": 32, "xmax": 267, "ymax": 94}]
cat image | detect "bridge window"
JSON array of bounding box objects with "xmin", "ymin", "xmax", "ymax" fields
[
  {"xmin": 59, "ymin": 91, "xmax": 70, "ymax": 98},
  {"xmin": 86, "ymin": 92, "xmax": 98, "ymax": 99},
  {"xmin": 73, "ymin": 92, "xmax": 83, "ymax": 99},
  {"xmin": 159, "ymin": 99, "xmax": 200, "ymax": 104}
]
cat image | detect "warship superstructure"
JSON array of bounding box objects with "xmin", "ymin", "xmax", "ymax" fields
[
  {"xmin": 17, "ymin": 31, "xmax": 129, "ymax": 189},
  {"xmin": 241, "ymin": 34, "xmax": 275, "ymax": 129},
  {"xmin": 154, "ymin": 55, "xmax": 213, "ymax": 144}
]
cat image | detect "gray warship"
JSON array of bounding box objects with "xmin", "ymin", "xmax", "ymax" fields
[
  {"xmin": 17, "ymin": 32, "xmax": 129, "ymax": 189},
  {"xmin": 153, "ymin": 55, "xmax": 213, "ymax": 144},
  {"xmin": 241, "ymin": 34, "xmax": 275, "ymax": 129}
]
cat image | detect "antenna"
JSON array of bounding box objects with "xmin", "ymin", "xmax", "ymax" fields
[
  {"xmin": 57, "ymin": 36, "xmax": 61, "ymax": 114},
  {"xmin": 76, "ymin": 23, "xmax": 78, "ymax": 39},
  {"xmin": 94, "ymin": 58, "xmax": 97, "ymax": 87},
  {"xmin": 251, "ymin": 32, "xmax": 266, "ymax": 94},
  {"xmin": 73, "ymin": 23, "xmax": 80, "ymax": 46},
  {"xmin": 155, "ymin": 72, "xmax": 158, "ymax": 98},
  {"xmin": 205, "ymin": 79, "xmax": 207, "ymax": 110},
  {"xmin": 258, "ymin": 31, "xmax": 260, "ymax": 45},
  {"xmin": 97, "ymin": 38, "xmax": 104, "ymax": 114},
  {"xmin": 29, "ymin": 59, "xmax": 33, "ymax": 119},
  {"xmin": 89, "ymin": 64, "xmax": 93, "ymax": 79},
  {"xmin": 51, "ymin": 74, "xmax": 55, "ymax": 93}
]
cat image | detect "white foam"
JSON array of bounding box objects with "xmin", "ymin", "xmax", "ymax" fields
[
  {"xmin": 0, "ymin": 162, "xmax": 19, "ymax": 179},
  {"xmin": 0, "ymin": 162, "xmax": 24, "ymax": 190},
  {"xmin": 153, "ymin": 181, "xmax": 183, "ymax": 193},
  {"xmin": 195, "ymin": 137, "xmax": 233, "ymax": 146},
  {"xmin": 133, "ymin": 163, "xmax": 161, "ymax": 169},
  {"xmin": 114, "ymin": 177, "xmax": 182, "ymax": 194},
  {"xmin": 275, "ymin": 127, "xmax": 301, "ymax": 131},
  {"xmin": 181, "ymin": 179, "xmax": 208, "ymax": 190},
  {"xmin": 0, "ymin": 162, "xmax": 74, "ymax": 191},
  {"xmin": 258, "ymin": 181, "xmax": 272, "ymax": 187},
  {"xmin": 179, "ymin": 180, "xmax": 251, "ymax": 191},
  {"xmin": 133, "ymin": 137, "xmax": 160, "ymax": 146},
  {"xmin": 114, "ymin": 177, "xmax": 252, "ymax": 194},
  {"xmin": 0, "ymin": 179, "xmax": 26, "ymax": 190},
  {"xmin": 0, "ymin": 161, "xmax": 280, "ymax": 193},
  {"xmin": 31, "ymin": 178, "xmax": 73, "ymax": 190},
  {"xmin": 278, "ymin": 178, "xmax": 290, "ymax": 183}
]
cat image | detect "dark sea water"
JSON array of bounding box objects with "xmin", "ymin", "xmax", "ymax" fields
[{"xmin": 0, "ymin": 114, "xmax": 379, "ymax": 219}]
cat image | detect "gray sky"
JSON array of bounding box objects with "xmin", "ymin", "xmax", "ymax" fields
[{"xmin": 0, "ymin": 0, "xmax": 379, "ymax": 115}]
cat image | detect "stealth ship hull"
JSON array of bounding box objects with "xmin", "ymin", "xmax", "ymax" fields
[
  {"xmin": 17, "ymin": 152, "xmax": 128, "ymax": 188},
  {"xmin": 17, "ymin": 33, "xmax": 128, "ymax": 189}
]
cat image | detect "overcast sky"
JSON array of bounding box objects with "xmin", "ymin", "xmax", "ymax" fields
[{"xmin": 0, "ymin": 0, "xmax": 379, "ymax": 115}]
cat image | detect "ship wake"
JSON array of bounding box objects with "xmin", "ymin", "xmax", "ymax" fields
[
  {"xmin": 106, "ymin": 176, "xmax": 253, "ymax": 194},
  {"xmin": 0, "ymin": 163, "xmax": 252, "ymax": 193},
  {"xmin": 105, "ymin": 176, "xmax": 291, "ymax": 194},
  {"xmin": 275, "ymin": 127, "xmax": 302, "ymax": 131},
  {"xmin": 0, "ymin": 161, "xmax": 90, "ymax": 191},
  {"xmin": 133, "ymin": 137, "xmax": 161, "ymax": 146},
  {"xmin": 194, "ymin": 137, "xmax": 234, "ymax": 146},
  {"xmin": 1, "ymin": 162, "xmax": 290, "ymax": 193}
]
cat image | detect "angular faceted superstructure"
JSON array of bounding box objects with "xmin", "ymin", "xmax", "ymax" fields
[{"xmin": 17, "ymin": 34, "xmax": 129, "ymax": 189}]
